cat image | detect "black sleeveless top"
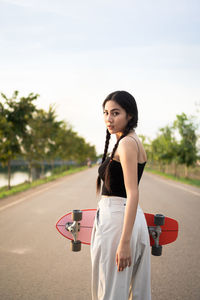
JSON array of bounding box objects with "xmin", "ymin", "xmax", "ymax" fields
[{"xmin": 98, "ymin": 157, "xmax": 146, "ymax": 198}]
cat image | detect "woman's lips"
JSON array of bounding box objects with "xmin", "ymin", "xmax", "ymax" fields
[{"xmin": 107, "ymin": 125, "xmax": 114, "ymax": 130}]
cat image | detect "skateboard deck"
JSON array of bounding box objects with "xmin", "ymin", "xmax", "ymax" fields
[{"xmin": 56, "ymin": 209, "xmax": 178, "ymax": 256}]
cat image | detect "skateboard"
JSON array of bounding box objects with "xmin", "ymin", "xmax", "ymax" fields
[{"xmin": 56, "ymin": 209, "xmax": 178, "ymax": 256}]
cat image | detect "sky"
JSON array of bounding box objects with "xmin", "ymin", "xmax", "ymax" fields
[{"xmin": 0, "ymin": 0, "xmax": 200, "ymax": 154}]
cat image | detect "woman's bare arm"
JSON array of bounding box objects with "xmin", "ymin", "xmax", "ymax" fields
[{"xmin": 115, "ymin": 137, "xmax": 139, "ymax": 271}]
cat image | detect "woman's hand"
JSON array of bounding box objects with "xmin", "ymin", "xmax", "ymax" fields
[{"xmin": 116, "ymin": 240, "xmax": 132, "ymax": 272}]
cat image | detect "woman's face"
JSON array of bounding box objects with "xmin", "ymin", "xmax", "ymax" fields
[{"xmin": 103, "ymin": 100, "xmax": 131, "ymax": 136}]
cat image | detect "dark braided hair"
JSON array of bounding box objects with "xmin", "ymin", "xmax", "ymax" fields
[
  {"xmin": 96, "ymin": 90, "xmax": 138, "ymax": 194},
  {"xmin": 96, "ymin": 129, "xmax": 111, "ymax": 193}
]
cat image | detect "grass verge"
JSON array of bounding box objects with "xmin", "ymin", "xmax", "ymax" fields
[
  {"xmin": 145, "ymin": 168, "xmax": 200, "ymax": 188},
  {"xmin": 0, "ymin": 166, "xmax": 88, "ymax": 199}
]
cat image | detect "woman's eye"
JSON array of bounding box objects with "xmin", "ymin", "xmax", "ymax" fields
[{"xmin": 103, "ymin": 111, "xmax": 119, "ymax": 116}]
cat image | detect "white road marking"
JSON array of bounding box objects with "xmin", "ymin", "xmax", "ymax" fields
[
  {"xmin": 0, "ymin": 180, "xmax": 65, "ymax": 212},
  {"xmin": 10, "ymin": 248, "xmax": 32, "ymax": 254},
  {"xmin": 147, "ymin": 173, "xmax": 200, "ymax": 197}
]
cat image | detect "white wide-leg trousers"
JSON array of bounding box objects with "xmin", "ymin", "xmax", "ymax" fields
[{"xmin": 90, "ymin": 196, "xmax": 151, "ymax": 300}]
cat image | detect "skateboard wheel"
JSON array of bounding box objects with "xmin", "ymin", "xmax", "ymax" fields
[
  {"xmin": 154, "ymin": 214, "xmax": 165, "ymax": 226},
  {"xmin": 72, "ymin": 210, "xmax": 82, "ymax": 221},
  {"xmin": 152, "ymin": 245, "xmax": 162, "ymax": 256},
  {"xmin": 71, "ymin": 240, "xmax": 81, "ymax": 252}
]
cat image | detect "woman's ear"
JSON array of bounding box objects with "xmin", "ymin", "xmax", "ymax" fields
[{"xmin": 127, "ymin": 114, "xmax": 132, "ymax": 121}]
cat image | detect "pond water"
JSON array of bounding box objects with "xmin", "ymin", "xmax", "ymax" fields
[{"xmin": 0, "ymin": 171, "xmax": 51, "ymax": 188}]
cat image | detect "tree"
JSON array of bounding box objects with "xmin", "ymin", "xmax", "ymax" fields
[
  {"xmin": 151, "ymin": 125, "xmax": 179, "ymax": 174},
  {"xmin": 21, "ymin": 105, "xmax": 97, "ymax": 178},
  {"xmin": 71, "ymin": 134, "xmax": 96, "ymax": 164},
  {"xmin": 53, "ymin": 123, "xmax": 78, "ymax": 162},
  {"xmin": 21, "ymin": 105, "xmax": 63, "ymax": 180},
  {"xmin": 0, "ymin": 91, "xmax": 97, "ymax": 186},
  {"xmin": 173, "ymin": 113, "xmax": 199, "ymax": 177},
  {"xmin": 0, "ymin": 91, "xmax": 38, "ymax": 188}
]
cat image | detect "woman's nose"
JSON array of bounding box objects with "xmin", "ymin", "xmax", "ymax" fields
[{"xmin": 107, "ymin": 114, "xmax": 113, "ymax": 122}]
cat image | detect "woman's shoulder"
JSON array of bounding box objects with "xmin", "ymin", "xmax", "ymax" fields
[
  {"xmin": 118, "ymin": 135, "xmax": 138, "ymax": 156},
  {"xmin": 119, "ymin": 134, "xmax": 140, "ymax": 148},
  {"xmin": 118, "ymin": 134, "xmax": 147, "ymax": 162}
]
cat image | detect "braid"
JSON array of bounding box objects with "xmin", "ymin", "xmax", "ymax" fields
[
  {"xmin": 104, "ymin": 121, "xmax": 133, "ymax": 192},
  {"xmin": 96, "ymin": 129, "xmax": 111, "ymax": 194},
  {"xmin": 101, "ymin": 129, "xmax": 111, "ymax": 163}
]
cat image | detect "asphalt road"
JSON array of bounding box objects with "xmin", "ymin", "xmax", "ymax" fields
[{"xmin": 0, "ymin": 166, "xmax": 199, "ymax": 300}]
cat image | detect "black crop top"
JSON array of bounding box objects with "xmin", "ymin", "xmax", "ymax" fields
[{"xmin": 98, "ymin": 157, "xmax": 146, "ymax": 198}]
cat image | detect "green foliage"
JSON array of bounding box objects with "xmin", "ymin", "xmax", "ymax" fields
[
  {"xmin": 173, "ymin": 113, "xmax": 199, "ymax": 167},
  {"xmin": 151, "ymin": 126, "xmax": 172, "ymax": 162},
  {"xmin": 144, "ymin": 112, "xmax": 199, "ymax": 178},
  {"xmin": 0, "ymin": 91, "xmax": 97, "ymax": 188},
  {"xmin": 0, "ymin": 91, "xmax": 38, "ymax": 188}
]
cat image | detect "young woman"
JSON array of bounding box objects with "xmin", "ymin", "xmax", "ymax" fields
[{"xmin": 90, "ymin": 91, "xmax": 151, "ymax": 300}]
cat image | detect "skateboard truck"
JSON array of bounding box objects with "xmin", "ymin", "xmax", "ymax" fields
[
  {"xmin": 65, "ymin": 210, "xmax": 82, "ymax": 252},
  {"xmin": 148, "ymin": 214, "xmax": 165, "ymax": 256}
]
